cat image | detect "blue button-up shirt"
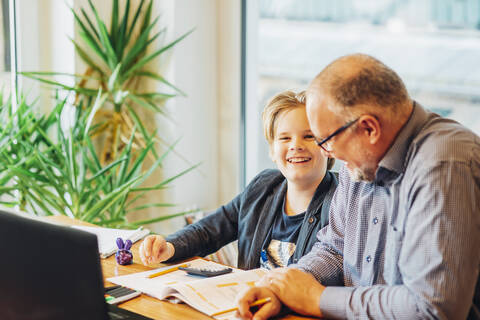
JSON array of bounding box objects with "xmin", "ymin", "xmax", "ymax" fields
[{"xmin": 295, "ymin": 103, "xmax": 480, "ymax": 319}]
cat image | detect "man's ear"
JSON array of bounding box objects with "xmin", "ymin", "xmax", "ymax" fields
[{"xmin": 358, "ymin": 115, "xmax": 381, "ymax": 145}]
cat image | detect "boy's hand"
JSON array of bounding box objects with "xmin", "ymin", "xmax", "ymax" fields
[{"xmin": 139, "ymin": 235, "xmax": 175, "ymax": 265}]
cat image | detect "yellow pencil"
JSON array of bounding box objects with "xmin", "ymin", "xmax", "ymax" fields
[
  {"xmin": 216, "ymin": 282, "xmax": 238, "ymax": 288},
  {"xmin": 147, "ymin": 264, "xmax": 189, "ymax": 279},
  {"xmin": 210, "ymin": 297, "xmax": 271, "ymax": 317}
]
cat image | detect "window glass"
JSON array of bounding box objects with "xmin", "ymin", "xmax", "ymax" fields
[
  {"xmin": 0, "ymin": 0, "xmax": 11, "ymax": 96},
  {"xmin": 245, "ymin": 0, "xmax": 480, "ymax": 183}
]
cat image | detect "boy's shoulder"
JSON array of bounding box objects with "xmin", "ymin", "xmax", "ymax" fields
[
  {"xmin": 244, "ymin": 168, "xmax": 285, "ymax": 194},
  {"xmin": 251, "ymin": 168, "xmax": 285, "ymax": 184}
]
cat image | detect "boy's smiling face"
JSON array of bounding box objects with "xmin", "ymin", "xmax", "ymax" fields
[{"xmin": 270, "ymin": 106, "xmax": 327, "ymax": 189}]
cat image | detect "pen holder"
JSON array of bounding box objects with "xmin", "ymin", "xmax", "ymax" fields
[{"xmin": 115, "ymin": 238, "xmax": 133, "ymax": 265}]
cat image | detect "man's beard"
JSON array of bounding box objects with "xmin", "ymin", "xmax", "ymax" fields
[{"xmin": 348, "ymin": 165, "xmax": 376, "ymax": 182}]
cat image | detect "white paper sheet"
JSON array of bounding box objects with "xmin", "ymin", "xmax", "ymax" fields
[{"xmin": 72, "ymin": 225, "xmax": 149, "ymax": 258}]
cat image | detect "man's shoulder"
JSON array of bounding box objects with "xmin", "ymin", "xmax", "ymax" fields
[{"xmin": 409, "ymin": 115, "xmax": 480, "ymax": 166}]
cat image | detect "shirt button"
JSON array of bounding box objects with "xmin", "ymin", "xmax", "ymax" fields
[
  {"xmin": 373, "ymin": 217, "xmax": 378, "ymax": 225},
  {"xmin": 308, "ymin": 217, "xmax": 314, "ymax": 224},
  {"xmin": 366, "ymin": 255, "xmax": 372, "ymax": 263}
]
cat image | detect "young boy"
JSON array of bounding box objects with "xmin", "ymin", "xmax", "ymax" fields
[{"xmin": 140, "ymin": 90, "xmax": 337, "ymax": 270}]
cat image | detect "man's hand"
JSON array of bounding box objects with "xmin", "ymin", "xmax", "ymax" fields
[
  {"xmin": 139, "ymin": 235, "xmax": 175, "ymax": 265},
  {"xmin": 257, "ymin": 268, "xmax": 325, "ymax": 317},
  {"xmin": 235, "ymin": 287, "xmax": 282, "ymax": 320}
]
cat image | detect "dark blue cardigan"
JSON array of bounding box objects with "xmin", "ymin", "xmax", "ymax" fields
[{"xmin": 166, "ymin": 169, "xmax": 338, "ymax": 270}]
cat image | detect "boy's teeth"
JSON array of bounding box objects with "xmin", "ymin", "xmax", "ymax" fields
[{"xmin": 288, "ymin": 157, "xmax": 310, "ymax": 163}]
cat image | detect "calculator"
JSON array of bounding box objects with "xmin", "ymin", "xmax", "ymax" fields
[{"xmin": 178, "ymin": 266, "xmax": 233, "ymax": 277}]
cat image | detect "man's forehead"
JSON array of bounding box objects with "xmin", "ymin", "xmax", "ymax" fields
[
  {"xmin": 306, "ymin": 91, "xmax": 323, "ymax": 115},
  {"xmin": 306, "ymin": 91, "xmax": 332, "ymax": 119},
  {"xmin": 305, "ymin": 92, "xmax": 343, "ymax": 136},
  {"xmin": 306, "ymin": 86, "xmax": 331, "ymax": 111}
]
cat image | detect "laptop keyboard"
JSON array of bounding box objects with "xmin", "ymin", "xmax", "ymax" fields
[
  {"xmin": 107, "ymin": 304, "xmax": 153, "ymax": 320},
  {"xmin": 108, "ymin": 311, "xmax": 129, "ymax": 319}
]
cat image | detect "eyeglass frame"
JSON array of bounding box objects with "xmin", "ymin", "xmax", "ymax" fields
[{"xmin": 316, "ymin": 117, "xmax": 360, "ymax": 152}]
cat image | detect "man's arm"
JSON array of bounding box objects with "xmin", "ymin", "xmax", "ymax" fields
[
  {"xmin": 257, "ymin": 268, "xmax": 325, "ymax": 318},
  {"xmin": 320, "ymin": 161, "xmax": 480, "ymax": 319}
]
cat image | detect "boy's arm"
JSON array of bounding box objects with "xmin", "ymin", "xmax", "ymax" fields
[{"xmin": 165, "ymin": 193, "xmax": 242, "ymax": 261}]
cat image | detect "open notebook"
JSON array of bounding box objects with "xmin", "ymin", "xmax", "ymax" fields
[{"xmin": 107, "ymin": 258, "xmax": 267, "ymax": 319}]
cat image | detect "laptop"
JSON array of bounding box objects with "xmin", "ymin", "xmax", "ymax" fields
[{"xmin": 0, "ymin": 208, "xmax": 152, "ymax": 320}]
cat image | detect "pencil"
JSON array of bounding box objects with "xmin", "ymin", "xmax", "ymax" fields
[
  {"xmin": 210, "ymin": 297, "xmax": 271, "ymax": 317},
  {"xmin": 216, "ymin": 282, "xmax": 238, "ymax": 288},
  {"xmin": 147, "ymin": 263, "xmax": 189, "ymax": 279}
]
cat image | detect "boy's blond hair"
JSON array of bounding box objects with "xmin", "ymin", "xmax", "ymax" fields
[{"xmin": 262, "ymin": 90, "xmax": 335, "ymax": 170}]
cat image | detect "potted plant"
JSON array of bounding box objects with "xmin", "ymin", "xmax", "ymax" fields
[
  {"xmin": 22, "ymin": 0, "xmax": 193, "ymax": 164},
  {"xmin": 0, "ymin": 92, "xmax": 198, "ymax": 228},
  {"xmin": 2, "ymin": 0, "xmax": 198, "ymax": 228}
]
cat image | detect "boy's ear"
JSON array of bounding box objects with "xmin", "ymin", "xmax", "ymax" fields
[{"xmin": 268, "ymin": 146, "xmax": 275, "ymax": 163}]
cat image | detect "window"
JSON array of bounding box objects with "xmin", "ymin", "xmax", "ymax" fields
[
  {"xmin": 0, "ymin": 0, "xmax": 12, "ymax": 97},
  {"xmin": 244, "ymin": 0, "xmax": 480, "ymax": 184}
]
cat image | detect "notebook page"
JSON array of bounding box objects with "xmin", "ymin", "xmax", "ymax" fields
[
  {"xmin": 72, "ymin": 225, "xmax": 149, "ymax": 258},
  {"xmin": 168, "ymin": 268, "xmax": 267, "ymax": 318}
]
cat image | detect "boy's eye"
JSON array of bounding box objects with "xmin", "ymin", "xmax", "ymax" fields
[
  {"xmin": 279, "ymin": 137, "xmax": 290, "ymax": 141},
  {"xmin": 305, "ymin": 134, "xmax": 315, "ymax": 140}
]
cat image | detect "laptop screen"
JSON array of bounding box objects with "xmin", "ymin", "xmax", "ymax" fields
[{"xmin": 0, "ymin": 209, "xmax": 108, "ymax": 320}]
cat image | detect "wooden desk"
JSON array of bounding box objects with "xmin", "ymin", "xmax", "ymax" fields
[{"xmin": 46, "ymin": 216, "xmax": 318, "ymax": 320}]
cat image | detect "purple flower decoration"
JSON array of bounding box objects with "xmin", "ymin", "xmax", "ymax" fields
[
  {"xmin": 125, "ymin": 239, "xmax": 132, "ymax": 251},
  {"xmin": 115, "ymin": 237, "xmax": 133, "ymax": 265},
  {"xmin": 116, "ymin": 238, "xmax": 125, "ymax": 249}
]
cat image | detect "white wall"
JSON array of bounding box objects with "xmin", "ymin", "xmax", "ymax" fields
[
  {"xmin": 16, "ymin": 0, "xmax": 74, "ymax": 111},
  {"xmin": 161, "ymin": 0, "xmax": 220, "ymax": 214},
  {"xmin": 217, "ymin": 0, "xmax": 242, "ymax": 204},
  {"xmin": 243, "ymin": 0, "xmax": 260, "ymax": 184},
  {"xmin": 153, "ymin": 0, "xmax": 242, "ymax": 233}
]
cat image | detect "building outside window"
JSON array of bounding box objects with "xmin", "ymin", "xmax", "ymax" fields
[{"xmin": 244, "ymin": 0, "xmax": 480, "ymax": 184}]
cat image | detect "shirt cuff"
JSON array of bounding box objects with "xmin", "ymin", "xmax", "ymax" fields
[{"xmin": 319, "ymin": 286, "xmax": 354, "ymax": 319}]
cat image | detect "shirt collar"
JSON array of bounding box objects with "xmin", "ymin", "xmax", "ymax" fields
[{"xmin": 376, "ymin": 101, "xmax": 430, "ymax": 182}]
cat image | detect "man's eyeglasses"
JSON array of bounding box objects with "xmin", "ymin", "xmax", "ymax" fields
[{"xmin": 316, "ymin": 118, "xmax": 359, "ymax": 152}]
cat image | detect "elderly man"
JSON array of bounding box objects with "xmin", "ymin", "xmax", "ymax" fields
[{"xmin": 237, "ymin": 54, "xmax": 480, "ymax": 320}]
